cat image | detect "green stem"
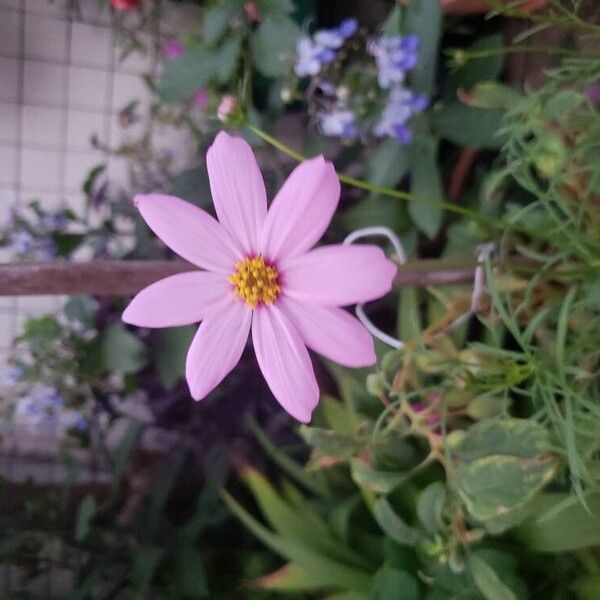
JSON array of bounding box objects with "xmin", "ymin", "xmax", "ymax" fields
[
  {"xmin": 248, "ymin": 124, "xmax": 505, "ymax": 232},
  {"xmin": 448, "ymin": 45, "xmax": 576, "ymax": 64}
]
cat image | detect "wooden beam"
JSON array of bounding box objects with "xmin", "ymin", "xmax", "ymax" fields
[{"xmin": 0, "ymin": 260, "xmax": 476, "ymax": 297}]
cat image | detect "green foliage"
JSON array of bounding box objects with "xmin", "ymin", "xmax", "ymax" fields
[
  {"xmin": 102, "ymin": 323, "xmax": 148, "ymax": 375},
  {"xmin": 253, "ymin": 15, "xmax": 301, "ymax": 77}
]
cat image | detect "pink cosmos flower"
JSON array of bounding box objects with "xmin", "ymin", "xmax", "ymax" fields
[{"xmin": 122, "ymin": 132, "xmax": 396, "ymax": 422}]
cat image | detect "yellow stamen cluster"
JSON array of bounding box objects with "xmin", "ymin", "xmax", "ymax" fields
[{"xmin": 228, "ymin": 256, "xmax": 281, "ymax": 308}]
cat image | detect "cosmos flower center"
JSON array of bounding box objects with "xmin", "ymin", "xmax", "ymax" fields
[{"xmin": 228, "ymin": 256, "xmax": 281, "ymax": 308}]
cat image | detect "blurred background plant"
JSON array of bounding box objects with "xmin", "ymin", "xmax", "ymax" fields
[{"xmin": 1, "ymin": 0, "xmax": 599, "ymax": 597}]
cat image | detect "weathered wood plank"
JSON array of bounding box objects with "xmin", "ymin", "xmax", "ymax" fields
[{"xmin": 0, "ymin": 261, "xmax": 476, "ymax": 296}]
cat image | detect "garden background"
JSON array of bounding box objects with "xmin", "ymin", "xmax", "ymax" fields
[{"xmin": 0, "ymin": 0, "xmax": 599, "ymax": 598}]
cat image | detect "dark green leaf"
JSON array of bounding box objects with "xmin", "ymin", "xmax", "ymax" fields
[
  {"xmin": 252, "ymin": 15, "xmax": 301, "ymax": 77},
  {"xmin": 373, "ymin": 498, "xmax": 425, "ymax": 546},
  {"xmin": 405, "ymin": 0, "xmax": 442, "ymax": 95},
  {"xmin": 468, "ymin": 554, "xmax": 517, "ymax": 600},
  {"xmin": 515, "ymin": 491, "xmax": 600, "ymax": 552},
  {"xmin": 202, "ymin": 2, "xmax": 238, "ymax": 46},
  {"xmin": 101, "ymin": 323, "xmax": 148, "ymax": 374},
  {"xmin": 75, "ymin": 495, "xmax": 96, "ymax": 542},
  {"xmin": 410, "ymin": 133, "xmax": 443, "ymax": 238},
  {"xmin": 153, "ymin": 326, "xmax": 195, "ymax": 390},
  {"xmin": 64, "ymin": 296, "xmax": 98, "ymax": 328},
  {"xmin": 447, "ymin": 34, "xmax": 504, "ymax": 95},
  {"xmin": 82, "ymin": 164, "xmax": 105, "ymax": 197},
  {"xmin": 370, "ymin": 566, "xmax": 419, "ymax": 600},
  {"xmin": 433, "ymin": 103, "xmax": 506, "ymax": 149},
  {"xmin": 417, "ymin": 482, "xmax": 446, "ymax": 535}
]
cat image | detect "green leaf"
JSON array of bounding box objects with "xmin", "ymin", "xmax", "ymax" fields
[
  {"xmin": 300, "ymin": 426, "xmax": 357, "ymax": 460},
  {"xmin": 399, "ymin": 286, "xmax": 421, "ymax": 342},
  {"xmin": 64, "ymin": 296, "xmax": 98, "ymax": 328},
  {"xmin": 252, "ymin": 15, "xmax": 301, "ymax": 77},
  {"xmin": 461, "ymin": 82, "xmax": 522, "ymax": 110},
  {"xmin": 23, "ymin": 315, "xmax": 61, "ymax": 344},
  {"xmin": 133, "ymin": 546, "xmax": 163, "ymax": 593},
  {"xmin": 447, "ymin": 34, "xmax": 504, "ymax": 95},
  {"xmin": 202, "ymin": 2, "xmax": 238, "ymax": 46},
  {"xmin": 75, "ymin": 495, "xmax": 96, "ymax": 542},
  {"xmin": 153, "ymin": 326, "xmax": 195, "ymax": 390},
  {"xmin": 241, "ymin": 467, "xmax": 365, "ymax": 567},
  {"xmin": 366, "ymin": 139, "xmax": 409, "ymax": 198},
  {"xmin": 257, "ymin": 0, "xmax": 294, "ymax": 15},
  {"xmin": 515, "ymin": 491, "xmax": 600, "ymax": 552},
  {"xmin": 112, "ymin": 421, "xmax": 143, "ymax": 485},
  {"xmin": 249, "ymin": 418, "xmax": 330, "ymax": 498},
  {"xmin": 468, "ymin": 554, "xmax": 517, "ymax": 600},
  {"xmin": 373, "ymin": 498, "xmax": 425, "ymax": 546},
  {"xmin": 222, "ymin": 490, "xmax": 372, "ymax": 592},
  {"xmin": 341, "ymin": 197, "xmax": 408, "ymax": 234},
  {"xmin": 253, "ymin": 563, "xmax": 334, "ymax": 591},
  {"xmin": 404, "ymin": 0, "xmax": 442, "ymax": 95},
  {"xmin": 433, "ymin": 103, "xmax": 506, "ymax": 149},
  {"xmin": 169, "ymin": 167, "xmax": 211, "ymax": 208},
  {"xmin": 417, "ymin": 482, "xmax": 446, "ymax": 536},
  {"xmin": 171, "ymin": 544, "xmax": 209, "ymax": 598},
  {"xmin": 573, "ymin": 574, "xmax": 600, "ymax": 600},
  {"xmin": 410, "ymin": 133, "xmax": 443, "ymax": 238},
  {"xmin": 370, "ymin": 566, "xmax": 419, "ymax": 600},
  {"xmin": 159, "ymin": 34, "xmax": 242, "ymax": 102},
  {"xmin": 351, "ymin": 461, "xmax": 410, "ymax": 495},
  {"xmin": 101, "ymin": 323, "xmax": 148, "ymax": 375},
  {"xmin": 82, "ymin": 164, "xmax": 105, "ymax": 197},
  {"xmin": 448, "ymin": 419, "xmax": 559, "ymax": 532}
]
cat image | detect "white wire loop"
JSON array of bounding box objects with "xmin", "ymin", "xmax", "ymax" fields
[
  {"xmin": 343, "ymin": 227, "xmax": 406, "ymax": 350},
  {"xmin": 343, "ymin": 227, "xmax": 496, "ymax": 351}
]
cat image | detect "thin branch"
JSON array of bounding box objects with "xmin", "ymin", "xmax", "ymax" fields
[{"xmin": 0, "ymin": 260, "xmax": 476, "ymax": 297}]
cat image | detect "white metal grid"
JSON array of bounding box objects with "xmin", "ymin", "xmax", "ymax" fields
[{"xmin": 0, "ymin": 0, "xmax": 167, "ymax": 365}]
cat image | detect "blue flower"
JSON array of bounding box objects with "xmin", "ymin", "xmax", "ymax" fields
[
  {"xmin": 338, "ymin": 18, "xmax": 358, "ymax": 39},
  {"xmin": 10, "ymin": 230, "xmax": 34, "ymax": 254},
  {"xmin": 318, "ymin": 109, "xmax": 358, "ymax": 139},
  {"xmin": 42, "ymin": 213, "xmax": 67, "ymax": 231},
  {"xmin": 5, "ymin": 365, "xmax": 23, "ymax": 385},
  {"xmin": 295, "ymin": 36, "xmax": 333, "ymax": 77},
  {"xmin": 314, "ymin": 28, "xmax": 345, "ymax": 50},
  {"xmin": 374, "ymin": 86, "xmax": 428, "ymax": 144},
  {"xmin": 295, "ymin": 19, "xmax": 359, "ymax": 78},
  {"xmin": 368, "ymin": 34, "xmax": 421, "ymax": 89},
  {"xmin": 37, "ymin": 236, "xmax": 58, "ymax": 261}
]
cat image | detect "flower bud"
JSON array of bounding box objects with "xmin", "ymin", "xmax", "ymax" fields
[{"xmin": 217, "ymin": 95, "xmax": 245, "ymax": 126}]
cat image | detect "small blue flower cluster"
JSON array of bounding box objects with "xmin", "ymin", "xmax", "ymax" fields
[
  {"xmin": 14, "ymin": 386, "xmax": 88, "ymax": 435},
  {"xmin": 367, "ymin": 34, "xmax": 420, "ymax": 89},
  {"xmin": 374, "ymin": 86, "xmax": 428, "ymax": 144},
  {"xmin": 293, "ymin": 23, "xmax": 429, "ymax": 145},
  {"xmin": 369, "ymin": 34, "xmax": 428, "ymax": 144},
  {"xmin": 294, "ymin": 18, "xmax": 358, "ymax": 77},
  {"xmin": 9, "ymin": 229, "xmax": 58, "ymax": 260}
]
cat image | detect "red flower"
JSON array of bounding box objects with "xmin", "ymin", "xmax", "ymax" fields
[{"xmin": 111, "ymin": 0, "xmax": 138, "ymax": 10}]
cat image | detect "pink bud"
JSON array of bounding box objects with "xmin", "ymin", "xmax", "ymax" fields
[
  {"xmin": 193, "ymin": 89, "xmax": 209, "ymax": 109},
  {"xmin": 162, "ymin": 39, "xmax": 184, "ymax": 60},
  {"xmin": 217, "ymin": 95, "xmax": 239, "ymax": 123},
  {"xmin": 244, "ymin": 1, "xmax": 261, "ymax": 22}
]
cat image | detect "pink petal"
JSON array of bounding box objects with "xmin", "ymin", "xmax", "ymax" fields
[
  {"xmin": 280, "ymin": 244, "xmax": 397, "ymax": 306},
  {"xmin": 259, "ymin": 156, "xmax": 340, "ymax": 262},
  {"xmin": 206, "ymin": 131, "xmax": 267, "ymax": 254},
  {"xmin": 252, "ymin": 305, "xmax": 319, "ymax": 423},
  {"xmin": 122, "ymin": 271, "xmax": 230, "ymax": 328},
  {"xmin": 278, "ymin": 296, "xmax": 376, "ymax": 367},
  {"xmin": 185, "ymin": 298, "xmax": 251, "ymax": 400},
  {"xmin": 135, "ymin": 194, "xmax": 242, "ymax": 273}
]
